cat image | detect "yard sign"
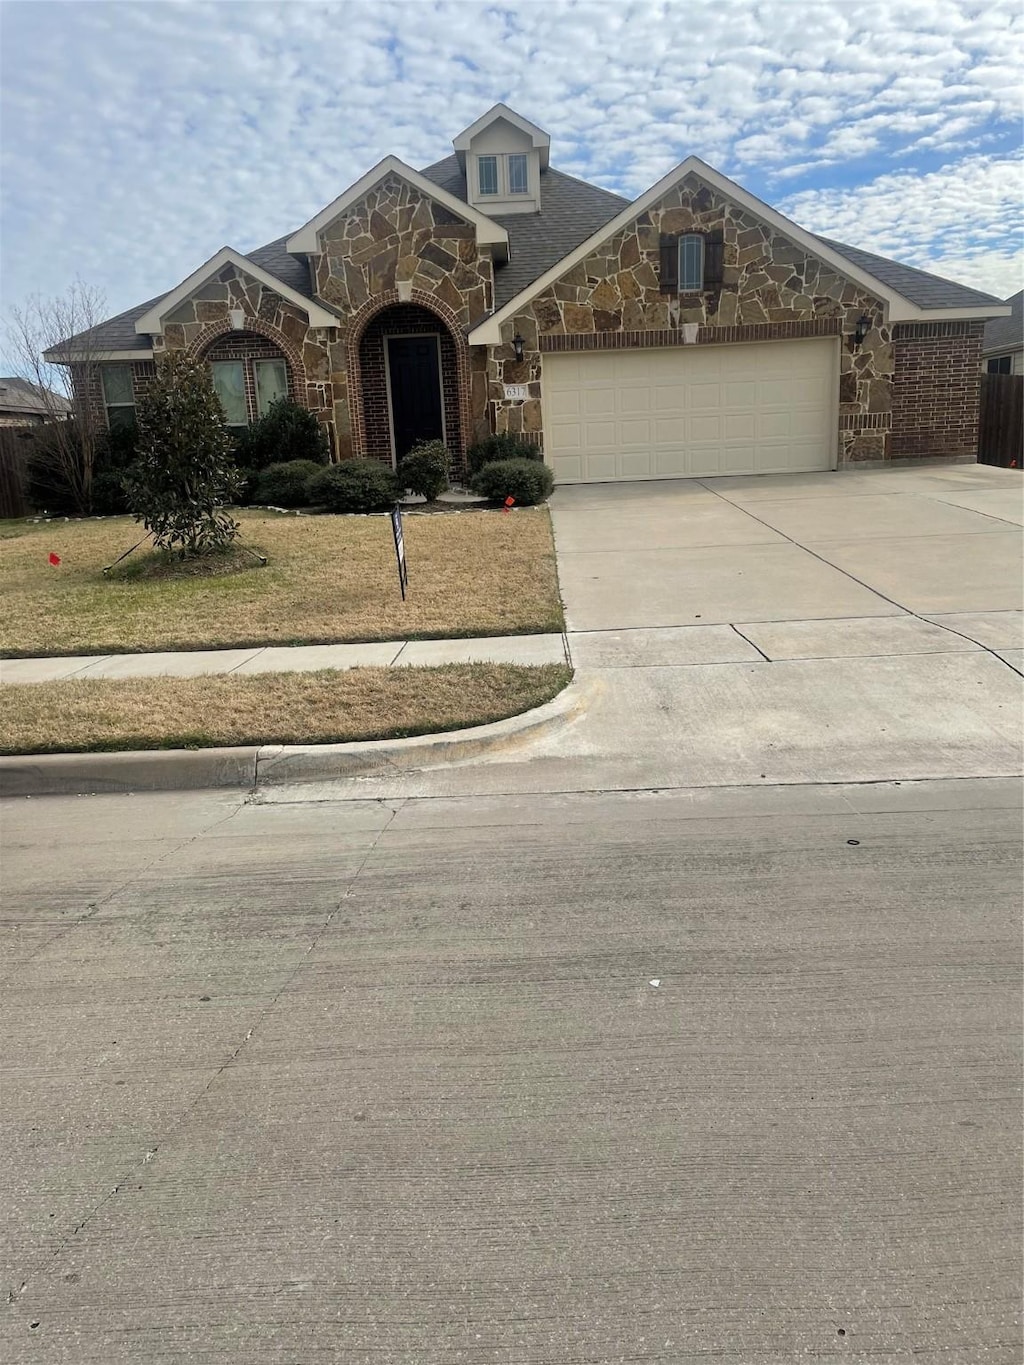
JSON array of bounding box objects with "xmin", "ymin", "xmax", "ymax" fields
[{"xmin": 391, "ymin": 504, "xmax": 408, "ymax": 600}]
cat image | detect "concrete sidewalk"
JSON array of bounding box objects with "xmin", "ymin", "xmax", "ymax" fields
[{"xmin": 0, "ymin": 631, "xmax": 568, "ymax": 684}]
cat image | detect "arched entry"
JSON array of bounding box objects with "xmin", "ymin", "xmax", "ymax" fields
[{"xmin": 350, "ymin": 296, "xmax": 468, "ymax": 467}]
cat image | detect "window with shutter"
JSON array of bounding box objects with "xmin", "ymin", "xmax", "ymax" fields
[
  {"xmin": 704, "ymin": 230, "xmax": 725, "ymax": 288},
  {"xmin": 659, "ymin": 234, "xmax": 679, "ymax": 293}
]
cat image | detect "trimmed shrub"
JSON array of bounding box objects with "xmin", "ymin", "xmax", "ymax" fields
[
  {"xmin": 305, "ymin": 459, "xmax": 400, "ymax": 513},
  {"xmin": 397, "ymin": 440, "xmax": 451, "ymax": 501},
  {"xmin": 233, "ymin": 398, "xmax": 330, "ymax": 471},
  {"xmin": 254, "ymin": 460, "xmax": 323, "ymax": 507},
  {"xmin": 465, "ymin": 431, "xmax": 542, "ymax": 475},
  {"xmin": 471, "ymin": 458, "xmax": 554, "ymax": 506}
]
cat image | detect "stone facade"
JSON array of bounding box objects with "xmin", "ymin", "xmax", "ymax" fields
[
  {"xmin": 311, "ymin": 175, "xmax": 493, "ymax": 461},
  {"xmin": 490, "ymin": 171, "xmax": 894, "ymax": 463},
  {"xmin": 85, "ymin": 169, "xmax": 986, "ymax": 475},
  {"xmin": 158, "ymin": 263, "xmax": 336, "ymax": 441}
]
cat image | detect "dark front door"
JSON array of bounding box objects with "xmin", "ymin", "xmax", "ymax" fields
[{"xmin": 387, "ymin": 335, "xmax": 443, "ymax": 460}]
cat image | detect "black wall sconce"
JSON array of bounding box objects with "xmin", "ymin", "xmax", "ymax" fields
[
  {"xmin": 854, "ymin": 314, "xmax": 872, "ymax": 346},
  {"xmin": 512, "ymin": 332, "xmax": 525, "ymax": 362}
]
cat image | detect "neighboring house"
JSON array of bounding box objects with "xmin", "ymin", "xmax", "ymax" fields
[
  {"xmin": 0, "ymin": 378, "xmax": 72, "ymax": 427},
  {"xmin": 49, "ymin": 104, "xmax": 1010, "ymax": 484},
  {"xmin": 981, "ymin": 290, "xmax": 1023, "ymax": 374}
]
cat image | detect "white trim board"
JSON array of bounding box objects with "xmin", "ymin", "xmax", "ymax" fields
[
  {"xmin": 453, "ymin": 104, "xmax": 550, "ymax": 169},
  {"xmin": 286, "ymin": 156, "xmax": 509, "ymax": 257},
  {"xmin": 134, "ymin": 247, "xmax": 339, "ymax": 335},
  {"xmin": 468, "ymin": 155, "xmax": 1010, "ymax": 343},
  {"xmin": 44, "ymin": 347, "xmax": 156, "ymax": 363}
]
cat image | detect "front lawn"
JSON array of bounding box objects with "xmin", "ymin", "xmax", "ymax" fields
[
  {"xmin": 0, "ymin": 663, "xmax": 572, "ymax": 754},
  {"xmin": 0, "ymin": 509, "xmax": 563, "ymax": 657}
]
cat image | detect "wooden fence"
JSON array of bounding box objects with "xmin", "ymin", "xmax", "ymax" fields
[
  {"xmin": 0, "ymin": 426, "xmax": 35, "ymax": 518},
  {"xmin": 978, "ymin": 373, "xmax": 1022, "ymax": 468}
]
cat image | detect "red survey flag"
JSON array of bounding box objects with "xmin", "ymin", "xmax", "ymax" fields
[{"xmin": 48, "ymin": 552, "xmax": 61, "ymax": 566}]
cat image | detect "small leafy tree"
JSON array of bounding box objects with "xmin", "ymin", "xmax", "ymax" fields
[{"xmin": 124, "ymin": 351, "xmax": 242, "ymax": 556}]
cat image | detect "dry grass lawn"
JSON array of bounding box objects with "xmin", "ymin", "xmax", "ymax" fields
[
  {"xmin": 0, "ymin": 509, "xmax": 563, "ymax": 657},
  {"xmin": 0, "ymin": 663, "xmax": 572, "ymax": 755}
]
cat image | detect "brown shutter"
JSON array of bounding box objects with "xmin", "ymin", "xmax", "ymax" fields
[
  {"xmin": 704, "ymin": 230, "xmax": 725, "ymax": 288},
  {"xmin": 659, "ymin": 234, "xmax": 679, "ymax": 293}
]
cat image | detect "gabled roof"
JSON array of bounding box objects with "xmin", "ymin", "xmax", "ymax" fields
[
  {"xmin": 983, "ymin": 289, "xmax": 1024, "ymax": 354},
  {"xmin": 0, "ymin": 378, "xmax": 72, "ymax": 415},
  {"xmin": 285, "ymin": 155, "xmax": 509, "ymax": 255},
  {"xmin": 469, "ymin": 154, "xmax": 1010, "ymax": 343},
  {"xmin": 134, "ymin": 246, "xmax": 338, "ymax": 334},
  {"xmin": 47, "ymin": 235, "xmax": 317, "ymax": 360},
  {"xmin": 816, "ymin": 237, "xmax": 1006, "ymax": 312},
  {"xmin": 51, "ymin": 126, "xmax": 1011, "ymax": 363},
  {"xmin": 420, "ymin": 155, "xmax": 628, "ymax": 309},
  {"xmin": 452, "ymin": 104, "xmax": 551, "ymax": 170}
]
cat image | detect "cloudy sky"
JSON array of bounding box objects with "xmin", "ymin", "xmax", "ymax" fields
[{"xmin": 1, "ymin": 0, "xmax": 1021, "ymax": 358}]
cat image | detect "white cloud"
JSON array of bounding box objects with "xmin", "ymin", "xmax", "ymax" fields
[
  {"xmin": 780, "ymin": 153, "xmax": 1024, "ymax": 298},
  {"xmin": 0, "ymin": 0, "xmax": 1021, "ymax": 362}
]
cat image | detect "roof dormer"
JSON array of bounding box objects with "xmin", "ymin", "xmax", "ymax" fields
[{"xmin": 453, "ymin": 104, "xmax": 549, "ymax": 216}]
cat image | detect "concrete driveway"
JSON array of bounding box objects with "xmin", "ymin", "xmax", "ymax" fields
[{"xmin": 534, "ymin": 463, "xmax": 1024, "ymax": 793}]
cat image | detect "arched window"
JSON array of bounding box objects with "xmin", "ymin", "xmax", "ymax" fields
[{"xmin": 204, "ymin": 334, "xmax": 290, "ymax": 428}]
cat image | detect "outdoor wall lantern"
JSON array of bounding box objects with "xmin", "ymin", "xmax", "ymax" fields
[
  {"xmin": 512, "ymin": 332, "xmax": 525, "ymax": 362},
  {"xmin": 229, "ymin": 307, "xmax": 246, "ymax": 331},
  {"xmin": 854, "ymin": 314, "xmax": 872, "ymax": 346}
]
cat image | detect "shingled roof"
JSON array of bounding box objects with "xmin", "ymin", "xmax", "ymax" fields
[
  {"xmin": 0, "ymin": 377, "xmax": 72, "ymax": 416},
  {"xmin": 56, "ymin": 157, "xmax": 1004, "ymax": 357},
  {"xmin": 419, "ymin": 154, "xmax": 628, "ymax": 309},
  {"xmin": 51, "ymin": 234, "xmax": 316, "ymax": 358},
  {"xmin": 983, "ymin": 289, "xmax": 1023, "ymax": 355},
  {"xmin": 815, "ymin": 236, "xmax": 1003, "ymax": 311}
]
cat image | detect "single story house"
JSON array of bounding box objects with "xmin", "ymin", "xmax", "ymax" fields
[
  {"xmin": 0, "ymin": 378, "xmax": 73, "ymax": 427},
  {"xmin": 981, "ymin": 290, "xmax": 1023, "ymax": 374},
  {"xmin": 50, "ymin": 104, "xmax": 1010, "ymax": 483}
]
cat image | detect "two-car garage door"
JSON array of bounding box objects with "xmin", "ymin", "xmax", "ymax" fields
[{"xmin": 542, "ymin": 338, "xmax": 837, "ymax": 483}]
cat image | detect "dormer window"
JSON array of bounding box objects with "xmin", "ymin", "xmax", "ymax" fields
[
  {"xmin": 478, "ymin": 156, "xmax": 498, "ymax": 196},
  {"xmin": 455, "ymin": 105, "xmax": 549, "ymax": 214},
  {"xmin": 477, "ymin": 153, "xmax": 529, "ymax": 198}
]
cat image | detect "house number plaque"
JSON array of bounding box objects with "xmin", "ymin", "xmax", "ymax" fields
[{"xmin": 502, "ymin": 384, "xmax": 528, "ymax": 401}]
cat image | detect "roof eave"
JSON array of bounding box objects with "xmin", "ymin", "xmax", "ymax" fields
[
  {"xmin": 470, "ymin": 156, "xmax": 1015, "ymax": 344},
  {"xmin": 285, "ymin": 155, "xmax": 509, "ymax": 256},
  {"xmin": 43, "ymin": 346, "xmax": 156, "ymax": 364},
  {"xmin": 134, "ymin": 246, "xmax": 338, "ymax": 335}
]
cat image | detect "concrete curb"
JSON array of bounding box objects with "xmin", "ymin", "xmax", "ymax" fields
[{"xmin": 0, "ymin": 682, "xmax": 587, "ymax": 798}]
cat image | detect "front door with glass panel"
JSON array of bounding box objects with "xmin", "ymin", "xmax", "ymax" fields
[{"xmin": 386, "ymin": 335, "xmax": 444, "ymax": 461}]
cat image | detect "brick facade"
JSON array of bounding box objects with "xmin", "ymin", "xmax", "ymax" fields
[
  {"xmin": 890, "ymin": 321, "xmax": 984, "ymax": 461},
  {"xmin": 203, "ymin": 331, "xmax": 298, "ymax": 424},
  {"xmin": 357, "ymin": 303, "xmax": 462, "ymax": 466},
  {"xmin": 85, "ymin": 167, "xmax": 990, "ymax": 476}
]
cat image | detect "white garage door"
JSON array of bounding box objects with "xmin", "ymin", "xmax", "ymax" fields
[{"xmin": 543, "ymin": 338, "xmax": 837, "ymax": 483}]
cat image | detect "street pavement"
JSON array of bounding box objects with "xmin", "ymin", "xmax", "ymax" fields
[
  {"xmin": 1, "ymin": 463, "xmax": 1022, "ymax": 1362},
  {"xmin": 2, "ymin": 778, "xmax": 1022, "ymax": 1362}
]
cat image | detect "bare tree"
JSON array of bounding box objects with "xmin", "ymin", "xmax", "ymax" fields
[{"xmin": 3, "ymin": 281, "xmax": 108, "ymax": 513}]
